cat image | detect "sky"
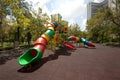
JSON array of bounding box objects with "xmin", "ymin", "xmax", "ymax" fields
[{"xmin": 26, "ymin": 0, "xmax": 104, "ymax": 31}]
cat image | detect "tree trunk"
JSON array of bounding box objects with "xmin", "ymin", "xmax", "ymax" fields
[
  {"xmin": 14, "ymin": 27, "xmax": 20, "ymax": 48},
  {"xmin": 118, "ymin": 33, "xmax": 120, "ymax": 46},
  {"xmin": 0, "ymin": 17, "xmax": 3, "ymax": 47}
]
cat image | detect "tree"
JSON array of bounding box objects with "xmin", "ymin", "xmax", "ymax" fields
[
  {"xmin": 87, "ymin": 8, "xmax": 115, "ymax": 43},
  {"xmin": 105, "ymin": 0, "xmax": 120, "ymax": 44},
  {"xmin": 68, "ymin": 23, "xmax": 82, "ymax": 37},
  {"xmin": 105, "ymin": 0, "xmax": 120, "ymax": 27},
  {"xmin": 0, "ymin": 0, "xmax": 51, "ymax": 48},
  {"xmin": 87, "ymin": 3, "xmax": 120, "ymax": 45}
]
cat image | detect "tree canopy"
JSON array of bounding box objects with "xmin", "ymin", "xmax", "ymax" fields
[{"xmin": 87, "ymin": 0, "xmax": 120, "ymax": 45}]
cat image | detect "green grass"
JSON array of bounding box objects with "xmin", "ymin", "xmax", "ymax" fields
[
  {"xmin": 0, "ymin": 42, "xmax": 14, "ymax": 50},
  {"xmin": 0, "ymin": 42, "xmax": 33, "ymax": 51}
]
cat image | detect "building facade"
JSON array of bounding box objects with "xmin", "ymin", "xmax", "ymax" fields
[
  {"xmin": 51, "ymin": 13, "xmax": 62, "ymax": 23},
  {"xmin": 87, "ymin": 0, "xmax": 116, "ymax": 20}
]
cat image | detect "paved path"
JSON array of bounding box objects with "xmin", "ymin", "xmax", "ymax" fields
[{"xmin": 0, "ymin": 44, "xmax": 120, "ymax": 80}]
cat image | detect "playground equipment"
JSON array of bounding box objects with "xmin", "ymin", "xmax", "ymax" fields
[
  {"xmin": 52, "ymin": 31, "xmax": 76, "ymax": 50},
  {"xmin": 63, "ymin": 42, "xmax": 76, "ymax": 50},
  {"xmin": 18, "ymin": 14, "xmax": 95, "ymax": 66},
  {"xmin": 68, "ymin": 36, "xmax": 95, "ymax": 47},
  {"xmin": 52, "ymin": 33, "xmax": 76, "ymax": 50},
  {"xmin": 18, "ymin": 22, "xmax": 58, "ymax": 66}
]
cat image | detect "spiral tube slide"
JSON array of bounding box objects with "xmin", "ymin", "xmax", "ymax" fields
[
  {"xmin": 18, "ymin": 22, "xmax": 58, "ymax": 66},
  {"xmin": 68, "ymin": 36, "xmax": 79, "ymax": 42},
  {"xmin": 68, "ymin": 36, "xmax": 95, "ymax": 47}
]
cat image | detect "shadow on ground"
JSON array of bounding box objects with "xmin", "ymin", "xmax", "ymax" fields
[
  {"xmin": 0, "ymin": 48, "xmax": 26, "ymax": 65},
  {"xmin": 17, "ymin": 48, "xmax": 72, "ymax": 73}
]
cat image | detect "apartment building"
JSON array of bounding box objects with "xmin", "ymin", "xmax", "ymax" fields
[{"xmin": 87, "ymin": 0, "xmax": 116, "ymax": 20}]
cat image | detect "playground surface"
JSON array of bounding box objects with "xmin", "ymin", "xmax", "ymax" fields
[{"xmin": 0, "ymin": 44, "xmax": 120, "ymax": 80}]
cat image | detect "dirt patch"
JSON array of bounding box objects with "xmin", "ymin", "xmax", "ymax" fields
[{"xmin": 0, "ymin": 47, "xmax": 27, "ymax": 65}]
